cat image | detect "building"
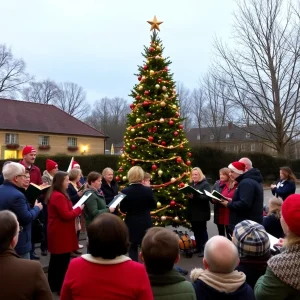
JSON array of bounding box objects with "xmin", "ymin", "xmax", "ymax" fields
[
  {"xmin": 186, "ymin": 122, "xmax": 277, "ymax": 156},
  {"xmin": 0, "ymin": 99, "xmax": 107, "ymax": 159}
]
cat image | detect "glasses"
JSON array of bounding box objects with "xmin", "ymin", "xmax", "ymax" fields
[{"xmin": 17, "ymin": 174, "xmax": 27, "ymax": 178}]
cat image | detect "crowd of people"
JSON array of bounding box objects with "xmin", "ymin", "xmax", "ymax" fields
[{"xmin": 0, "ymin": 146, "xmax": 299, "ymax": 300}]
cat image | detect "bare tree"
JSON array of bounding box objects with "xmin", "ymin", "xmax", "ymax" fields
[
  {"xmin": 176, "ymin": 82, "xmax": 192, "ymax": 131},
  {"xmin": 214, "ymin": 0, "xmax": 300, "ymax": 157},
  {"xmin": 55, "ymin": 82, "xmax": 90, "ymax": 119},
  {"xmin": 0, "ymin": 44, "xmax": 31, "ymax": 97},
  {"xmin": 190, "ymin": 87, "xmax": 207, "ymax": 134},
  {"xmin": 22, "ymin": 79, "xmax": 60, "ymax": 104}
]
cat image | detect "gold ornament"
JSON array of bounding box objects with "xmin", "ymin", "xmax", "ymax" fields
[
  {"xmin": 174, "ymin": 216, "xmax": 179, "ymax": 222},
  {"xmin": 131, "ymin": 128, "xmax": 135, "ymax": 132},
  {"xmin": 162, "ymin": 86, "xmax": 167, "ymax": 91},
  {"xmin": 122, "ymin": 176, "xmax": 127, "ymax": 181},
  {"xmin": 172, "ymin": 105, "xmax": 177, "ymax": 109},
  {"xmin": 155, "ymin": 222, "xmax": 159, "ymax": 226},
  {"xmin": 158, "ymin": 169, "xmax": 163, "ymax": 177},
  {"xmin": 138, "ymin": 85, "xmax": 143, "ymax": 91},
  {"xmin": 156, "ymin": 46, "xmax": 161, "ymax": 51},
  {"xmin": 159, "ymin": 118, "xmax": 165, "ymax": 123},
  {"xmin": 147, "ymin": 15, "xmax": 163, "ymax": 31},
  {"xmin": 142, "ymin": 76, "xmax": 146, "ymax": 80},
  {"xmin": 161, "ymin": 216, "xmax": 166, "ymax": 221},
  {"xmin": 157, "ymin": 201, "xmax": 162, "ymax": 208},
  {"xmin": 121, "ymin": 153, "xmax": 125, "ymax": 158},
  {"xmin": 136, "ymin": 118, "xmax": 141, "ymax": 123},
  {"xmin": 155, "ymin": 55, "xmax": 160, "ymax": 59},
  {"xmin": 164, "ymin": 94, "xmax": 169, "ymax": 99},
  {"xmin": 160, "ymin": 101, "xmax": 166, "ymax": 107},
  {"xmin": 170, "ymin": 177, "xmax": 176, "ymax": 183},
  {"xmin": 155, "ymin": 84, "xmax": 160, "ymax": 89},
  {"xmin": 150, "ymin": 70, "xmax": 155, "ymax": 76}
]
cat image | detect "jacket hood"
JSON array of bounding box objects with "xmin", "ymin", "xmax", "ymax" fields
[
  {"xmin": 148, "ymin": 268, "xmax": 186, "ymax": 286},
  {"xmin": 190, "ymin": 268, "xmax": 246, "ymax": 293},
  {"xmin": 237, "ymin": 168, "xmax": 263, "ymax": 183}
]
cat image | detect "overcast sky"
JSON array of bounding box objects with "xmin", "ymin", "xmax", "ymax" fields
[{"xmin": 0, "ymin": 0, "xmax": 237, "ymax": 104}]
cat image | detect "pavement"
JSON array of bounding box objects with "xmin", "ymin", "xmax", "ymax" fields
[{"xmin": 35, "ymin": 187, "xmax": 300, "ymax": 299}]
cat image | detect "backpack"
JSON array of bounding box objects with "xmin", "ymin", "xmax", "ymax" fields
[{"xmin": 174, "ymin": 230, "xmax": 193, "ymax": 258}]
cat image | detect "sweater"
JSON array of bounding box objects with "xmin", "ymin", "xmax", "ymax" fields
[
  {"xmin": 149, "ymin": 268, "xmax": 196, "ymax": 300},
  {"xmin": 60, "ymin": 254, "xmax": 153, "ymax": 300}
]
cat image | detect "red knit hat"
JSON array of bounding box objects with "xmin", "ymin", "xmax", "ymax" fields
[
  {"xmin": 46, "ymin": 159, "xmax": 58, "ymax": 172},
  {"xmin": 282, "ymin": 194, "xmax": 300, "ymax": 236},
  {"xmin": 72, "ymin": 160, "xmax": 80, "ymax": 168},
  {"xmin": 22, "ymin": 145, "xmax": 36, "ymax": 156},
  {"xmin": 228, "ymin": 161, "xmax": 246, "ymax": 174}
]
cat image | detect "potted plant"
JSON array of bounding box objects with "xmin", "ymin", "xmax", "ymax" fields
[
  {"xmin": 38, "ymin": 145, "xmax": 51, "ymax": 150},
  {"xmin": 6, "ymin": 143, "xmax": 20, "ymax": 150},
  {"xmin": 67, "ymin": 146, "xmax": 79, "ymax": 152}
]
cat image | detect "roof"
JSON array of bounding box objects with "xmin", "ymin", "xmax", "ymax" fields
[{"xmin": 0, "ymin": 98, "xmax": 107, "ymax": 138}]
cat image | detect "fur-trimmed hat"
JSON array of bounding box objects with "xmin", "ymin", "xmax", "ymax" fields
[{"xmin": 228, "ymin": 161, "xmax": 246, "ymax": 175}]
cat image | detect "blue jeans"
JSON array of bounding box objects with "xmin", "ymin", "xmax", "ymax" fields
[{"xmin": 19, "ymin": 252, "xmax": 30, "ymax": 259}]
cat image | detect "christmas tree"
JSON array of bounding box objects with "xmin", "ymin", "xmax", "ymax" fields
[{"xmin": 116, "ymin": 16, "xmax": 192, "ymax": 228}]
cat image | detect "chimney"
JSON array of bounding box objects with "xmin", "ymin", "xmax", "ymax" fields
[{"xmin": 228, "ymin": 122, "xmax": 233, "ymax": 130}]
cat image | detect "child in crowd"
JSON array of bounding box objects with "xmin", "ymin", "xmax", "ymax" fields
[{"xmin": 141, "ymin": 227, "xmax": 196, "ymax": 300}]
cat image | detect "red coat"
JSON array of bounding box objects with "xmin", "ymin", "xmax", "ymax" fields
[
  {"xmin": 47, "ymin": 191, "xmax": 82, "ymax": 254},
  {"xmin": 19, "ymin": 160, "xmax": 43, "ymax": 185}
]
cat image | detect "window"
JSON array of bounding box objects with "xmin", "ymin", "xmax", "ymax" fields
[
  {"xmin": 210, "ymin": 134, "xmax": 214, "ymax": 140},
  {"xmin": 233, "ymin": 145, "xmax": 239, "ymax": 152},
  {"xmin": 246, "ymin": 132, "xmax": 251, "ymax": 138},
  {"xmin": 68, "ymin": 137, "xmax": 77, "ymax": 147},
  {"xmin": 226, "ymin": 133, "xmax": 230, "ymax": 139},
  {"xmin": 5, "ymin": 133, "xmax": 18, "ymax": 144},
  {"xmin": 196, "ymin": 134, "xmax": 200, "ymax": 140},
  {"xmin": 39, "ymin": 136, "xmax": 49, "ymax": 146},
  {"xmin": 241, "ymin": 144, "xmax": 246, "ymax": 152},
  {"xmin": 225, "ymin": 145, "xmax": 231, "ymax": 152},
  {"xmin": 251, "ymin": 144, "xmax": 255, "ymax": 152}
]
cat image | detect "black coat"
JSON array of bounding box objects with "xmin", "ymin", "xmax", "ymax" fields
[
  {"xmin": 271, "ymin": 179, "xmax": 296, "ymax": 201},
  {"xmin": 228, "ymin": 168, "xmax": 263, "ymax": 228},
  {"xmin": 263, "ymin": 214, "xmax": 284, "ymax": 239},
  {"xmin": 0, "ymin": 174, "xmax": 4, "ymax": 185},
  {"xmin": 187, "ymin": 179, "xmax": 211, "ymax": 222},
  {"xmin": 101, "ymin": 179, "xmax": 118, "ymax": 205},
  {"xmin": 66, "ymin": 183, "xmax": 80, "ymax": 205},
  {"xmin": 120, "ymin": 184, "xmax": 157, "ymax": 244},
  {"xmin": 212, "ymin": 180, "xmax": 226, "ymax": 224}
]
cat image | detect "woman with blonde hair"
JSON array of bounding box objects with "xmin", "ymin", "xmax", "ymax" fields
[
  {"xmin": 187, "ymin": 167, "xmax": 211, "ymax": 256},
  {"xmin": 120, "ymin": 166, "xmax": 157, "ymax": 261},
  {"xmin": 255, "ymin": 194, "xmax": 300, "ymax": 299},
  {"xmin": 101, "ymin": 167, "xmax": 119, "ymax": 205},
  {"xmin": 263, "ymin": 197, "xmax": 284, "ymax": 238}
]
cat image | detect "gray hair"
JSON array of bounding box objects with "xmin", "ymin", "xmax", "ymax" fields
[
  {"xmin": 102, "ymin": 167, "xmax": 114, "ymax": 177},
  {"xmin": 2, "ymin": 163, "xmax": 25, "ymax": 181}
]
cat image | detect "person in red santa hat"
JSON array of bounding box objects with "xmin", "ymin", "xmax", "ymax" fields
[
  {"xmin": 71, "ymin": 160, "xmax": 85, "ymax": 186},
  {"xmin": 220, "ymin": 161, "xmax": 264, "ymax": 231},
  {"xmin": 20, "ymin": 145, "xmax": 43, "ymax": 260}
]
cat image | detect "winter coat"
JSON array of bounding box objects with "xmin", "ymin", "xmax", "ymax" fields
[
  {"xmin": 0, "ymin": 249, "xmax": 52, "ymax": 300},
  {"xmin": 236, "ymin": 254, "xmax": 270, "ymax": 289},
  {"xmin": 101, "ymin": 178, "xmax": 119, "ymax": 205},
  {"xmin": 0, "ymin": 174, "xmax": 4, "ymax": 185},
  {"xmin": 47, "ymin": 190, "xmax": 82, "ymax": 254},
  {"xmin": 228, "ymin": 168, "xmax": 263, "ymax": 228},
  {"xmin": 120, "ymin": 184, "xmax": 157, "ymax": 244},
  {"xmin": 255, "ymin": 244, "xmax": 300, "ymax": 300},
  {"xmin": 19, "ymin": 160, "xmax": 43, "ymax": 185},
  {"xmin": 190, "ymin": 268, "xmax": 255, "ymax": 300},
  {"xmin": 83, "ymin": 188, "xmax": 110, "ymax": 227},
  {"xmin": 187, "ymin": 179, "xmax": 211, "ymax": 222},
  {"xmin": 41, "ymin": 170, "xmax": 53, "ymax": 185},
  {"xmin": 271, "ymin": 179, "xmax": 296, "ymax": 201},
  {"xmin": 0, "ymin": 181, "xmax": 41, "ymax": 255},
  {"xmin": 67, "ymin": 182, "xmax": 80, "ymax": 205},
  {"xmin": 263, "ymin": 214, "xmax": 284, "ymax": 239},
  {"xmin": 149, "ymin": 268, "xmax": 196, "ymax": 300}
]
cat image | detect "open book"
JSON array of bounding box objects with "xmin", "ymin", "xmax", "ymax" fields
[
  {"xmin": 178, "ymin": 185, "xmax": 203, "ymax": 195},
  {"xmin": 204, "ymin": 190, "xmax": 224, "ymax": 202},
  {"xmin": 267, "ymin": 233, "xmax": 279, "ymax": 251},
  {"xmin": 211, "ymin": 190, "xmax": 228, "ymax": 201},
  {"xmin": 24, "ymin": 183, "xmax": 51, "ymax": 205},
  {"xmin": 108, "ymin": 193, "xmax": 127, "ymax": 209},
  {"xmin": 73, "ymin": 192, "xmax": 92, "ymax": 209}
]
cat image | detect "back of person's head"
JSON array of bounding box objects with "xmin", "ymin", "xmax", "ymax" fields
[
  {"xmin": 2, "ymin": 160, "xmax": 12, "ymax": 171},
  {"xmin": 87, "ymin": 171, "xmax": 101, "ymax": 185},
  {"xmin": 280, "ymin": 166, "xmax": 296, "ymax": 183},
  {"xmin": 87, "ymin": 213, "xmax": 129, "ymax": 259},
  {"xmin": 127, "ymin": 166, "xmax": 144, "ymax": 183},
  {"xmin": 69, "ymin": 168, "xmax": 81, "ymax": 181},
  {"xmin": 141, "ymin": 227, "xmax": 179, "ymax": 274},
  {"xmin": 268, "ymin": 197, "xmax": 283, "ymax": 219},
  {"xmin": 2, "ymin": 162, "xmax": 25, "ymax": 181},
  {"xmin": 232, "ymin": 220, "xmax": 270, "ymax": 257},
  {"xmin": 239, "ymin": 157, "xmax": 253, "ymax": 170},
  {"xmin": 0, "ymin": 210, "xmax": 18, "ymax": 253},
  {"xmin": 281, "ymin": 194, "xmax": 300, "ymax": 247},
  {"xmin": 204, "ymin": 236, "xmax": 239, "ymax": 273}
]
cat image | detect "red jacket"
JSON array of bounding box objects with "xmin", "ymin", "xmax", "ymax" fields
[
  {"xmin": 19, "ymin": 160, "xmax": 43, "ymax": 185},
  {"xmin": 47, "ymin": 191, "xmax": 82, "ymax": 254},
  {"xmin": 61, "ymin": 255, "xmax": 153, "ymax": 300}
]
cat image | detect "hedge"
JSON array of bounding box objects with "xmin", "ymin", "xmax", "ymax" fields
[{"xmin": 0, "ymin": 147, "xmax": 298, "ymax": 182}]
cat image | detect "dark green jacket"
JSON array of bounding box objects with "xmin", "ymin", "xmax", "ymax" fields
[
  {"xmin": 149, "ymin": 268, "xmax": 196, "ymax": 300},
  {"xmin": 83, "ymin": 189, "xmax": 109, "ymax": 227}
]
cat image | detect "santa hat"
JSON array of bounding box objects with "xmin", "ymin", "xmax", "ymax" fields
[
  {"xmin": 46, "ymin": 159, "xmax": 58, "ymax": 172},
  {"xmin": 72, "ymin": 160, "xmax": 80, "ymax": 168},
  {"xmin": 228, "ymin": 161, "xmax": 246, "ymax": 174},
  {"xmin": 22, "ymin": 145, "xmax": 36, "ymax": 156},
  {"xmin": 282, "ymin": 194, "xmax": 300, "ymax": 236}
]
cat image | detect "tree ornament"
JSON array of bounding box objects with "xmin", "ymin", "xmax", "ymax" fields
[
  {"xmin": 130, "ymin": 103, "xmax": 135, "ymax": 109},
  {"xmin": 157, "ymin": 201, "xmax": 162, "ymax": 208},
  {"xmin": 158, "ymin": 78, "xmax": 162, "ymax": 83},
  {"xmin": 164, "ymin": 94, "xmax": 169, "ymax": 99},
  {"xmin": 149, "ymin": 47, "xmax": 154, "ymax": 52},
  {"xmin": 122, "ymin": 176, "xmax": 127, "ymax": 181},
  {"xmin": 179, "ymin": 145, "xmax": 184, "ymax": 149},
  {"xmin": 162, "ymin": 86, "xmax": 167, "ymax": 91},
  {"xmin": 143, "ymin": 101, "xmax": 149, "ymax": 107},
  {"xmin": 156, "ymin": 45, "xmax": 161, "ymax": 51},
  {"xmin": 161, "ymin": 141, "xmax": 166, "ymax": 146},
  {"xmin": 155, "ymin": 84, "xmax": 160, "ymax": 89},
  {"xmin": 131, "ymin": 128, "xmax": 135, "ymax": 132},
  {"xmin": 179, "ymin": 182, "xmax": 185, "ymax": 188},
  {"xmin": 131, "ymin": 145, "xmax": 136, "ymax": 150},
  {"xmin": 172, "ymin": 105, "xmax": 177, "ymax": 109},
  {"xmin": 152, "ymin": 126, "xmax": 157, "ymax": 132},
  {"xmin": 131, "ymin": 161, "xmax": 135, "ymax": 165},
  {"xmin": 179, "ymin": 124, "xmax": 183, "ymax": 129},
  {"xmin": 121, "ymin": 153, "xmax": 125, "ymax": 158},
  {"xmin": 138, "ymin": 76, "xmax": 142, "ymax": 81},
  {"xmin": 115, "ymin": 175, "xmax": 120, "ymax": 181},
  {"xmin": 164, "ymin": 67, "xmax": 168, "ymax": 71},
  {"xmin": 174, "ymin": 216, "xmax": 179, "ymax": 222},
  {"xmin": 186, "ymin": 160, "xmax": 191, "ymax": 166},
  {"xmin": 169, "ymin": 120, "xmax": 174, "ymax": 126},
  {"xmin": 138, "ymin": 85, "xmax": 143, "ymax": 91},
  {"xmin": 136, "ymin": 118, "xmax": 141, "ymax": 123},
  {"xmin": 136, "ymin": 95, "xmax": 141, "ymax": 100},
  {"xmin": 158, "ymin": 169, "xmax": 163, "ymax": 177},
  {"xmin": 142, "ymin": 76, "xmax": 146, "ymax": 81},
  {"xmin": 119, "ymin": 167, "xmax": 123, "ymax": 172},
  {"xmin": 155, "ymin": 55, "xmax": 160, "ymax": 59},
  {"xmin": 174, "ymin": 131, "xmax": 179, "ymax": 136},
  {"xmin": 148, "ymin": 136, "xmax": 154, "ymax": 142},
  {"xmin": 147, "ymin": 16, "xmax": 163, "ymax": 31},
  {"xmin": 175, "ymin": 112, "xmax": 180, "ymax": 117},
  {"xmin": 176, "ymin": 157, "xmax": 182, "ymax": 163},
  {"xmin": 160, "ymin": 101, "xmax": 166, "ymax": 107},
  {"xmin": 146, "ymin": 112, "xmax": 151, "ymax": 117},
  {"xmin": 188, "ymin": 152, "xmax": 192, "ymax": 157},
  {"xmin": 152, "ymin": 164, "xmax": 158, "ymax": 171},
  {"xmin": 143, "ymin": 65, "xmax": 148, "ymax": 70},
  {"xmin": 159, "ymin": 118, "xmax": 165, "ymax": 123},
  {"xmin": 170, "ymin": 200, "xmax": 176, "ymax": 207},
  {"xmin": 171, "ymin": 177, "xmax": 176, "ymax": 183},
  {"xmin": 144, "ymin": 90, "xmax": 149, "ymax": 95},
  {"xmin": 161, "ymin": 216, "xmax": 167, "ymax": 221},
  {"xmin": 150, "ymin": 70, "xmax": 155, "ymax": 76}
]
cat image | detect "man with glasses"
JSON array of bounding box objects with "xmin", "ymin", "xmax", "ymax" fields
[
  {"xmin": 0, "ymin": 210, "xmax": 52, "ymax": 299},
  {"xmin": 0, "ymin": 162, "xmax": 42, "ymax": 259}
]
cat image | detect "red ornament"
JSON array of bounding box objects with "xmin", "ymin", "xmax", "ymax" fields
[
  {"xmin": 161, "ymin": 141, "xmax": 166, "ymax": 146},
  {"xmin": 179, "ymin": 145, "xmax": 184, "ymax": 149},
  {"xmin": 149, "ymin": 47, "xmax": 154, "ymax": 52},
  {"xmin": 148, "ymin": 136, "xmax": 154, "ymax": 142},
  {"xmin": 138, "ymin": 76, "xmax": 142, "ymax": 81},
  {"xmin": 130, "ymin": 104, "xmax": 135, "ymax": 110},
  {"xmin": 131, "ymin": 161, "xmax": 135, "ymax": 165},
  {"xmin": 169, "ymin": 120, "xmax": 174, "ymax": 126},
  {"xmin": 143, "ymin": 65, "xmax": 148, "ymax": 70},
  {"xmin": 143, "ymin": 101, "xmax": 149, "ymax": 107},
  {"xmin": 176, "ymin": 157, "xmax": 182, "ymax": 164},
  {"xmin": 188, "ymin": 152, "xmax": 192, "ymax": 157},
  {"xmin": 175, "ymin": 112, "xmax": 180, "ymax": 117},
  {"xmin": 164, "ymin": 67, "xmax": 168, "ymax": 71},
  {"xmin": 170, "ymin": 200, "xmax": 176, "ymax": 207},
  {"xmin": 152, "ymin": 164, "xmax": 158, "ymax": 171},
  {"xmin": 152, "ymin": 126, "xmax": 157, "ymax": 132},
  {"xmin": 158, "ymin": 78, "xmax": 162, "ymax": 83},
  {"xmin": 186, "ymin": 160, "xmax": 191, "ymax": 166},
  {"xmin": 174, "ymin": 131, "xmax": 179, "ymax": 136},
  {"xmin": 146, "ymin": 112, "xmax": 152, "ymax": 117},
  {"xmin": 144, "ymin": 90, "xmax": 149, "ymax": 95},
  {"xmin": 115, "ymin": 176, "xmax": 120, "ymax": 181},
  {"xmin": 119, "ymin": 167, "xmax": 123, "ymax": 172},
  {"xmin": 148, "ymin": 127, "xmax": 152, "ymax": 133},
  {"xmin": 136, "ymin": 95, "xmax": 141, "ymax": 100},
  {"xmin": 131, "ymin": 145, "xmax": 136, "ymax": 150},
  {"xmin": 178, "ymin": 124, "xmax": 183, "ymax": 129},
  {"xmin": 179, "ymin": 182, "xmax": 185, "ymax": 188}
]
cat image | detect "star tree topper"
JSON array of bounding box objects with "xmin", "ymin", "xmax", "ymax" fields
[{"xmin": 147, "ymin": 15, "xmax": 163, "ymax": 31}]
